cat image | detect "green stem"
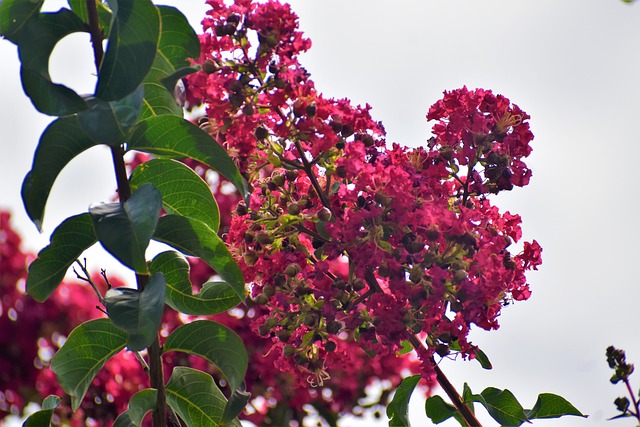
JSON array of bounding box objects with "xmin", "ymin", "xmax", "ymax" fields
[{"xmin": 85, "ymin": 1, "xmax": 166, "ymax": 425}]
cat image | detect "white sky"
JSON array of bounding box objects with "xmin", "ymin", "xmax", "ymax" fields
[{"xmin": 2, "ymin": 1, "xmax": 640, "ymax": 426}]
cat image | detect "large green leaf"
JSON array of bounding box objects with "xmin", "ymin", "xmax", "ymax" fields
[
  {"xmin": 95, "ymin": 0, "xmax": 160, "ymax": 101},
  {"xmin": 469, "ymin": 387, "xmax": 528, "ymax": 426},
  {"xmin": 166, "ymin": 367, "xmax": 241, "ymax": 427},
  {"xmin": 150, "ymin": 251, "xmax": 241, "ymax": 315},
  {"xmin": 17, "ymin": 9, "xmax": 88, "ymax": 116},
  {"xmin": 139, "ymin": 6, "xmax": 199, "ymax": 119},
  {"xmin": 105, "ymin": 272, "xmax": 166, "ymax": 351},
  {"xmin": 113, "ymin": 389, "xmax": 158, "ymax": 427},
  {"xmin": 387, "ymin": 375, "xmax": 421, "ymax": 427},
  {"xmin": 130, "ymin": 159, "xmax": 220, "ymax": 232},
  {"xmin": 128, "ymin": 116, "xmax": 248, "ymax": 198},
  {"xmin": 0, "ymin": 0, "xmax": 44, "ymax": 41},
  {"xmin": 152, "ymin": 215, "xmax": 246, "ymax": 299},
  {"xmin": 26, "ymin": 213, "xmax": 97, "ymax": 302},
  {"xmin": 424, "ymin": 395, "xmax": 458, "ymax": 425},
  {"xmin": 525, "ymin": 393, "xmax": 587, "ymax": 420},
  {"xmin": 50, "ymin": 318, "xmax": 128, "ymax": 411},
  {"xmin": 22, "ymin": 395, "xmax": 61, "ymax": 427},
  {"xmin": 90, "ymin": 183, "xmax": 162, "ymax": 273},
  {"xmin": 164, "ymin": 320, "xmax": 247, "ymax": 391},
  {"xmin": 22, "ymin": 116, "xmax": 100, "ymax": 230},
  {"xmin": 77, "ymin": 85, "xmax": 145, "ymax": 146}
]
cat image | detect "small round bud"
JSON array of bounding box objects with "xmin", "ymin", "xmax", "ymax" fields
[
  {"xmin": 242, "ymin": 104, "xmax": 254, "ymax": 116},
  {"xmin": 202, "ymin": 59, "xmax": 219, "ymax": 74},
  {"xmin": 287, "ymin": 202, "xmax": 301, "ymax": 215},
  {"xmin": 257, "ymin": 323, "xmax": 270, "ymax": 336},
  {"xmin": 277, "ymin": 329, "xmax": 292, "ymax": 342},
  {"xmin": 285, "ymin": 170, "xmax": 298, "ymax": 181},
  {"xmin": 341, "ymin": 124, "xmax": 354, "ymax": 137},
  {"xmin": 435, "ymin": 343, "xmax": 450, "ymax": 357},
  {"xmin": 243, "ymin": 230, "xmax": 255, "ymax": 243},
  {"xmin": 316, "ymin": 207, "xmax": 332, "ymax": 222},
  {"xmin": 325, "ymin": 340, "xmax": 337, "ymax": 352},
  {"xmin": 374, "ymin": 191, "xmax": 392, "ymax": 207},
  {"xmin": 255, "ymin": 293, "xmax": 269, "ymax": 305},
  {"xmin": 243, "ymin": 251, "xmax": 258, "ymax": 266},
  {"xmin": 303, "ymin": 313, "xmax": 316, "ymax": 327},
  {"xmin": 326, "ymin": 320, "xmax": 342, "ymax": 334},
  {"xmin": 255, "ymin": 126, "xmax": 269, "ymax": 140},
  {"xmin": 235, "ymin": 202, "xmax": 248, "ymax": 216},
  {"xmin": 255, "ymin": 231, "xmax": 273, "ymax": 245},
  {"xmin": 285, "ymin": 263, "xmax": 302, "ymax": 277},
  {"xmin": 306, "ymin": 104, "xmax": 317, "ymax": 117},
  {"xmin": 271, "ymin": 172, "xmax": 285, "ymax": 187},
  {"xmin": 283, "ymin": 344, "xmax": 296, "ymax": 357},
  {"xmin": 352, "ymin": 279, "xmax": 365, "ymax": 291}
]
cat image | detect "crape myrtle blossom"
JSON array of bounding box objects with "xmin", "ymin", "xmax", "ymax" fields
[{"xmin": 185, "ymin": 0, "xmax": 542, "ymax": 404}]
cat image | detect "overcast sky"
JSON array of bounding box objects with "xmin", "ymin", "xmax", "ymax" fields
[{"xmin": 2, "ymin": 1, "xmax": 640, "ymax": 426}]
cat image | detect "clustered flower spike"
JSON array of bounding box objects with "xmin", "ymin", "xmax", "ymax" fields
[{"xmin": 185, "ymin": 0, "xmax": 542, "ymax": 403}]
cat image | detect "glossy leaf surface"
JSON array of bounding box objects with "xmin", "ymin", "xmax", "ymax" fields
[
  {"xmin": 0, "ymin": 0, "xmax": 44, "ymax": 41},
  {"xmin": 113, "ymin": 389, "xmax": 158, "ymax": 427},
  {"xmin": 22, "ymin": 395, "xmax": 61, "ymax": 427},
  {"xmin": 164, "ymin": 320, "xmax": 247, "ymax": 391},
  {"xmin": 150, "ymin": 251, "xmax": 240, "ymax": 315},
  {"xmin": 166, "ymin": 367, "xmax": 241, "ymax": 427},
  {"xmin": 128, "ymin": 116, "xmax": 248, "ymax": 198},
  {"xmin": 139, "ymin": 6, "xmax": 199, "ymax": 119},
  {"xmin": 105, "ymin": 272, "xmax": 166, "ymax": 351},
  {"xmin": 26, "ymin": 213, "xmax": 97, "ymax": 301},
  {"xmin": 387, "ymin": 374, "xmax": 421, "ymax": 427},
  {"xmin": 130, "ymin": 159, "xmax": 220, "ymax": 232},
  {"xmin": 50, "ymin": 318, "xmax": 127, "ymax": 411},
  {"xmin": 526, "ymin": 393, "xmax": 587, "ymax": 420},
  {"xmin": 77, "ymin": 85, "xmax": 144, "ymax": 146},
  {"xmin": 90, "ymin": 183, "xmax": 162, "ymax": 273},
  {"xmin": 95, "ymin": 0, "xmax": 160, "ymax": 101},
  {"xmin": 22, "ymin": 115, "xmax": 99, "ymax": 230},
  {"xmin": 153, "ymin": 215, "xmax": 245, "ymax": 299}
]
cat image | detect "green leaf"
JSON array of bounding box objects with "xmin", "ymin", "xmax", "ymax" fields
[
  {"xmin": 139, "ymin": 6, "xmax": 199, "ymax": 119},
  {"xmin": 470, "ymin": 387, "xmax": 528, "ymax": 426},
  {"xmin": 50, "ymin": 318, "xmax": 128, "ymax": 411},
  {"xmin": 474, "ymin": 348, "xmax": 492, "ymax": 370},
  {"xmin": 525, "ymin": 393, "xmax": 587, "ymax": 420},
  {"xmin": 95, "ymin": 0, "xmax": 160, "ymax": 101},
  {"xmin": 90, "ymin": 183, "xmax": 162, "ymax": 273},
  {"xmin": 130, "ymin": 159, "xmax": 220, "ymax": 232},
  {"xmin": 166, "ymin": 367, "xmax": 240, "ymax": 427},
  {"xmin": 113, "ymin": 389, "xmax": 158, "ymax": 427},
  {"xmin": 149, "ymin": 251, "xmax": 241, "ymax": 315},
  {"xmin": 387, "ymin": 374, "xmax": 421, "ymax": 427},
  {"xmin": 425, "ymin": 395, "xmax": 457, "ymax": 425},
  {"xmin": 26, "ymin": 213, "xmax": 97, "ymax": 301},
  {"xmin": 164, "ymin": 320, "xmax": 247, "ymax": 391},
  {"xmin": 77, "ymin": 85, "xmax": 144, "ymax": 146},
  {"xmin": 153, "ymin": 215, "xmax": 246, "ymax": 299},
  {"xmin": 222, "ymin": 385, "xmax": 251, "ymax": 424},
  {"xmin": 22, "ymin": 116, "xmax": 100, "ymax": 230},
  {"xmin": 66, "ymin": 0, "xmax": 112, "ymax": 32},
  {"xmin": 105, "ymin": 272, "xmax": 166, "ymax": 351},
  {"xmin": 396, "ymin": 340, "xmax": 413, "ymax": 356},
  {"xmin": 128, "ymin": 116, "xmax": 248, "ymax": 198},
  {"xmin": 17, "ymin": 9, "xmax": 88, "ymax": 115},
  {"xmin": 22, "ymin": 395, "xmax": 61, "ymax": 427},
  {"xmin": 0, "ymin": 0, "xmax": 44, "ymax": 41}
]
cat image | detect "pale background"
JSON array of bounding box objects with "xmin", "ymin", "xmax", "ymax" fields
[{"xmin": 1, "ymin": 1, "xmax": 640, "ymax": 426}]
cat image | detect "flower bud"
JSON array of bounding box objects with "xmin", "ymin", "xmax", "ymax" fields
[
  {"xmin": 235, "ymin": 202, "xmax": 248, "ymax": 216},
  {"xmin": 303, "ymin": 313, "xmax": 316, "ymax": 327},
  {"xmin": 258, "ymin": 323, "xmax": 270, "ymax": 336},
  {"xmin": 352, "ymin": 279, "xmax": 365, "ymax": 291},
  {"xmin": 435, "ymin": 343, "xmax": 450, "ymax": 357},
  {"xmin": 325, "ymin": 340, "xmax": 337, "ymax": 352},
  {"xmin": 285, "ymin": 263, "xmax": 302, "ymax": 277},
  {"xmin": 255, "ymin": 126, "xmax": 269, "ymax": 140},
  {"xmin": 425, "ymin": 227, "xmax": 441, "ymax": 241},
  {"xmin": 341, "ymin": 124, "xmax": 354, "ymax": 137},
  {"xmin": 283, "ymin": 344, "xmax": 296, "ymax": 357},
  {"xmin": 277, "ymin": 329, "xmax": 292, "ymax": 342},
  {"xmin": 202, "ymin": 59, "xmax": 219, "ymax": 74},
  {"xmin": 242, "ymin": 104, "xmax": 254, "ymax": 116},
  {"xmin": 287, "ymin": 202, "xmax": 301, "ymax": 215},
  {"xmin": 255, "ymin": 230, "xmax": 273, "ymax": 245},
  {"xmin": 255, "ymin": 293, "xmax": 269, "ymax": 305},
  {"xmin": 243, "ymin": 230, "xmax": 255, "ymax": 243},
  {"xmin": 326, "ymin": 320, "xmax": 342, "ymax": 334},
  {"xmin": 316, "ymin": 207, "xmax": 332, "ymax": 222},
  {"xmin": 306, "ymin": 104, "xmax": 317, "ymax": 117},
  {"xmin": 453, "ymin": 269, "xmax": 467, "ymax": 283},
  {"xmin": 243, "ymin": 250, "xmax": 258, "ymax": 266},
  {"xmin": 271, "ymin": 172, "xmax": 285, "ymax": 187}
]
